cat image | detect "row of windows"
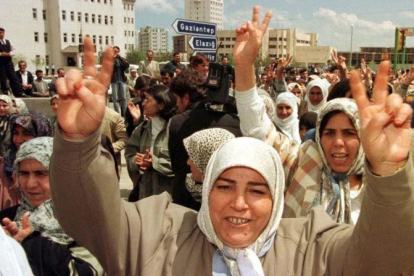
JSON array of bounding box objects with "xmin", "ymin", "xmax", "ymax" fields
[
  {"xmin": 62, "ymin": 11, "xmax": 114, "ymax": 25},
  {"xmin": 63, "ymin": 33, "xmax": 115, "ymax": 46},
  {"xmin": 35, "ymin": 55, "xmax": 50, "ymax": 65},
  {"xmin": 32, "ymin": 9, "xmax": 47, "ymax": 20},
  {"xmin": 124, "ymin": 3, "xmax": 133, "ymax": 10},
  {"xmin": 124, "ymin": 30, "xmax": 135, "ymax": 37},
  {"xmin": 218, "ymin": 37, "xmax": 236, "ymax": 41},
  {"xmin": 84, "ymin": 0, "xmax": 113, "ymax": 4},
  {"xmin": 123, "ymin": 17, "xmax": 134, "ymax": 24},
  {"xmin": 125, "ymin": 44, "xmax": 134, "ymax": 51},
  {"xmin": 269, "ymin": 37, "xmax": 288, "ymax": 42},
  {"xmin": 269, "ymin": 45, "xmax": 287, "ymax": 49}
]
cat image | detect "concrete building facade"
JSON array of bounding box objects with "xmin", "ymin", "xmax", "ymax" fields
[
  {"xmin": 338, "ymin": 47, "xmax": 414, "ymax": 67},
  {"xmin": 0, "ymin": 0, "xmax": 136, "ymax": 72},
  {"xmin": 185, "ymin": 0, "xmax": 224, "ymax": 30},
  {"xmin": 138, "ymin": 26, "xmax": 168, "ymax": 53}
]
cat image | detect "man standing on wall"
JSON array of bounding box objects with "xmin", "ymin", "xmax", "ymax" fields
[
  {"xmin": 0, "ymin": 28, "xmax": 26, "ymax": 97},
  {"xmin": 110, "ymin": 46, "xmax": 129, "ymax": 116}
]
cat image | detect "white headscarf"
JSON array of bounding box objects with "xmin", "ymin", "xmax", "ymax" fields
[
  {"xmin": 305, "ymin": 79, "xmax": 329, "ymax": 113},
  {"xmin": 197, "ymin": 137, "xmax": 285, "ymax": 276},
  {"xmin": 274, "ymin": 92, "xmax": 301, "ymax": 145}
]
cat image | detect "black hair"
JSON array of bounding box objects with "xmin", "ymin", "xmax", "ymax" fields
[
  {"xmin": 299, "ymin": 112, "xmax": 317, "ymax": 129},
  {"xmin": 134, "ymin": 76, "xmax": 150, "ymax": 91},
  {"xmin": 146, "ymin": 85, "xmax": 178, "ymax": 121},
  {"xmin": 327, "ymin": 79, "xmax": 351, "ymax": 101},
  {"xmin": 0, "ymin": 28, "xmax": 4, "ymax": 32},
  {"xmin": 319, "ymin": 110, "xmax": 354, "ymax": 139},
  {"xmin": 190, "ymin": 53, "xmax": 209, "ymax": 69},
  {"xmin": 173, "ymin": 52, "xmax": 179, "ymax": 57},
  {"xmin": 169, "ymin": 70, "xmax": 207, "ymax": 103},
  {"xmin": 35, "ymin": 70, "xmax": 43, "ymax": 74},
  {"xmin": 160, "ymin": 70, "xmax": 174, "ymax": 78}
]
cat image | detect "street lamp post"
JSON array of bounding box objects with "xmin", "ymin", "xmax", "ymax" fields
[{"xmin": 350, "ymin": 24, "xmax": 354, "ymax": 68}]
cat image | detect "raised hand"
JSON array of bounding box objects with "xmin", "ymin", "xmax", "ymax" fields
[
  {"xmin": 351, "ymin": 61, "xmax": 412, "ymax": 175},
  {"xmin": 276, "ymin": 54, "xmax": 292, "ymax": 81},
  {"xmin": 127, "ymin": 101, "xmax": 141, "ymax": 122},
  {"xmin": 2, "ymin": 212, "xmax": 32, "ymax": 243},
  {"xmin": 56, "ymin": 37, "xmax": 114, "ymax": 140},
  {"xmin": 233, "ymin": 7, "xmax": 272, "ymax": 91}
]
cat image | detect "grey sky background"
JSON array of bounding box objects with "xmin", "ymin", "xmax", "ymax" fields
[{"xmin": 135, "ymin": 0, "xmax": 414, "ymax": 52}]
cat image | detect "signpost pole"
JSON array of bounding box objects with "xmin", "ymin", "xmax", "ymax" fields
[{"xmin": 394, "ymin": 27, "xmax": 399, "ymax": 71}]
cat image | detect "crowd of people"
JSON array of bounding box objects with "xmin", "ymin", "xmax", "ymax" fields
[{"xmin": 1, "ymin": 6, "xmax": 414, "ymax": 276}]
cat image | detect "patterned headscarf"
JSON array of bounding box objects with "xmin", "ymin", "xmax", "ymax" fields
[
  {"xmin": 274, "ymin": 92, "xmax": 301, "ymax": 145},
  {"xmin": 0, "ymin": 95, "xmax": 14, "ymax": 140},
  {"xmin": 198, "ymin": 137, "xmax": 285, "ymax": 276},
  {"xmin": 183, "ymin": 128, "xmax": 235, "ymax": 202},
  {"xmin": 284, "ymin": 98, "xmax": 365, "ymax": 224},
  {"xmin": 305, "ymin": 79, "xmax": 329, "ymax": 113},
  {"xmin": 12, "ymin": 99, "xmax": 29, "ymax": 114},
  {"xmin": 14, "ymin": 137, "xmax": 74, "ymax": 245},
  {"xmin": 3, "ymin": 112, "xmax": 53, "ymax": 177}
]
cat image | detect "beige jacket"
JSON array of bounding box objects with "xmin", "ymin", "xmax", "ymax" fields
[{"xmin": 50, "ymin": 129, "xmax": 414, "ymax": 275}]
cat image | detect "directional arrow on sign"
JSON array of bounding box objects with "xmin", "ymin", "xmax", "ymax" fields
[
  {"xmin": 188, "ymin": 36, "xmax": 217, "ymax": 51},
  {"xmin": 172, "ymin": 18, "xmax": 217, "ymax": 37}
]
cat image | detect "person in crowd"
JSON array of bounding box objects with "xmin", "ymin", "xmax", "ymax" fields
[
  {"xmin": 160, "ymin": 70, "xmax": 174, "ymax": 86},
  {"xmin": 15, "ymin": 61, "xmax": 34, "ymax": 96},
  {"xmin": 304, "ymin": 78, "xmax": 329, "ymax": 113},
  {"xmin": 0, "ymin": 225, "xmax": 32, "ymax": 275},
  {"xmin": 164, "ymin": 52, "xmax": 185, "ymax": 73},
  {"xmin": 221, "ymin": 55, "xmax": 229, "ymax": 66},
  {"xmin": 50, "ymin": 9, "xmax": 414, "ymax": 275},
  {"xmin": 298, "ymin": 111, "xmax": 317, "ymax": 141},
  {"xmin": 51, "ymin": 63, "xmax": 55, "ymax": 76},
  {"xmin": 125, "ymin": 85, "xmax": 177, "ymax": 199},
  {"xmin": 49, "ymin": 68, "xmax": 65, "ymax": 96},
  {"xmin": 100, "ymin": 106, "xmax": 128, "ymax": 178},
  {"xmin": 49, "ymin": 95, "xmax": 58, "ymax": 127},
  {"xmin": 127, "ymin": 69, "xmax": 138, "ymax": 98},
  {"xmin": 190, "ymin": 53, "xmax": 209, "ymax": 78},
  {"xmin": 0, "ymin": 111, "xmax": 53, "ymax": 210},
  {"xmin": 168, "ymin": 70, "xmax": 241, "ymax": 210},
  {"xmin": 0, "ymin": 137, "xmax": 104, "ymax": 275},
  {"xmin": 12, "ymin": 98, "xmax": 29, "ymax": 114},
  {"xmin": 287, "ymin": 82, "xmax": 308, "ymax": 117},
  {"xmin": 0, "ymin": 28, "xmax": 26, "ymax": 97},
  {"xmin": 110, "ymin": 46, "xmax": 129, "ymax": 116},
  {"xmin": 274, "ymin": 92, "xmax": 301, "ymax": 145},
  {"xmin": 32, "ymin": 70, "xmax": 50, "ymax": 97},
  {"xmin": 0, "ymin": 95, "xmax": 14, "ymax": 156},
  {"xmin": 183, "ymin": 128, "xmax": 235, "ymax": 203},
  {"xmin": 139, "ymin": 50, "xmax": 159, "ymax": 77},
  {"xmin": 257, "ymin": 87, "xmax": 276, "ymax": 122},
  {"xmin": 124, "ymin": 76, "xmax": 150, "ymax": 137}
]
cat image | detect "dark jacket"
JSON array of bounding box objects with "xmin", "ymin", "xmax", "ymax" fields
[
  {"xmin": 15, "ymin": 70, "xmax": 34, "ymax": 95},
  {"xmin": 168, "ymin": 101, "xmax": 242, "ymax": 210},
  {"xmin": 111, "ymin": 56, "xmax": 129, "ymax": 83}
]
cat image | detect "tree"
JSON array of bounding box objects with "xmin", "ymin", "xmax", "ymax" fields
[
  {"xmin": 156, "ymin": 51, "xmax": 173, "ymax": 62},
  {"xmin": 125, "ymin": 49, "xmax": 146, "ymax": 65},
  {"xmin": 12, "ymin": 54, "xmax": 28, "ymax": 67},
  {"xmin": 31, "ymin": 57, "xmax": 46, "ymax": 70}
]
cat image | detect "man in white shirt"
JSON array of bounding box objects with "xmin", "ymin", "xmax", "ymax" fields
[
  {"xmin": 0, "ymin": 28, "xmax": 26, "ymax": 97},
  {"xmin": 15, "ymin": 61, "xmax": 34, "ymax": 96}
]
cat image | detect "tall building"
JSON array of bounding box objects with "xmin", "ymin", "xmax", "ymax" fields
[
  {"xmin": 138, "ymin": 26, "xmax": 168, "ymax": 53},
  {"xmin": 0, "ymin": 0, "xmax": 136, "ymax": 71},
  {"xmin": 185, "ymin": 0, "xmax": 224, "ymax": 30}
]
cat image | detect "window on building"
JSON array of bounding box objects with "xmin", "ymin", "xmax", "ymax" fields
[
  {"xmin": 78, "ymin": 12, "xmax": 82, "ymax": 22},
  {"xmin": 110, "ymin": 16, "xmax": 113, "ymax": 25},
  {"xmin": 93, "ymin": 35, "xmax": 96, "ymax": 44},
  {"xmin": 63, "ymin": 33, "xmax": 68, "ymax": 43},
  {"xmin": 91, "ymin": 0, "xmax": 94, "ymax": 2},
  {"xmin": 123, "ymin": 4, "xmax": 126, "ymax": 9},
  {"xmin": 62, "ymin": 10, "xmax": 66, "ymax": 20},
  {"xmin": 105, "ymin": 36, "xmax": 109, "ymax": 45},
  {"xmin": 42, "ymin": 10, "xmax": 47, "ymax": 20},
  {"xmin": 70, "ymin": 11, "xmax": 74, "ymax": 21},
  {"xmin": 34, "ymin": 32, "xmax": 39, "ymax": 42},
  {"xmin": 124, "ymin": 17, "xmax": 126, "ymax": 24},
  {"xmin": 104, "ymin": 15, "xmax": 108, "ymax": 25},
  {"xmin": 44, "ymin": 33, "xmax": 48, "ymax": 43},
  {"xmin": 104, "ymin": 0, "xmax": 107, "ymax": 3},
  {"xmin": 99, "ymin": 36, "xmax": 102, "ymax": 45},
  {"xmin": 36, "ymin": 55, "xmax": 40, "ymax": 64},
  {"xmin": 92, "ymin": 14, "xmax": 95, "ymax": 23},
  {"xmin": 124, "ymin": 30, "xmax": 127, "ymax": 37},
  {"xmin": 98, "ymin": 0, "xmax": 100, "ymax": 2},
  {"xmin": 98, "ymin": 15, "xmax": 101, "ymax": 24},
  {"xmin": 79, "ymin": 34, "xmax": 82, "ymax": 44},
  {"xmin": 110, "ymin": 0, "xmax": 112, "ymax": 5},
  {"xmin": 125, "ymin": 44, "xmax": 127, "ymax": 50},
  {"xmin": 111, "ymin": 36, "xmax": 114, "ymax": 45},
  {"xmin": 72, "ymin": 33, "xmax": 76, "ymax": 43},
  {"xmin": 85, "ymin": 13, "xmax": 89, "ymax": 23},
  {"xmin": 33, "ymin": 8, "xmax": 37, "ymax": 19},
  {"xmin": 45, "ymin": 55, "xmax": 49, "ymax": 65},
  {"xmin": 131, "ymin": 18, "xmax": 134, "ymax": 24}
]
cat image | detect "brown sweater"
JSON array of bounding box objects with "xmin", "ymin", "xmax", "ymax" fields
[{"xmin": 50, "ymin": 129, "xmax": 414, "ymax": 275}]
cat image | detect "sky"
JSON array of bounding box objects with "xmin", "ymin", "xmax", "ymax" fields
[{"xmin": 135, "ymin": 0, "xmax": 414, "ymax": 52}]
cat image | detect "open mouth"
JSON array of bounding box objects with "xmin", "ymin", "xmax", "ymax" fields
[
  {"xmin": 226, "ymin": 217, "xmax": 250, "ymax": 226},
  {"xmin": 332, "ymin": 153, "xmax": 349, "ymax": 163}
]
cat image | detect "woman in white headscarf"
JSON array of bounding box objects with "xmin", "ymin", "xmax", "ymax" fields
[
  {"xmin": 305, "ymin": 79, "xmax": 329, "ymax": 113},
  {"xmin": 274, "ymin": 92, "xmax": 301, "ymax": 145}
]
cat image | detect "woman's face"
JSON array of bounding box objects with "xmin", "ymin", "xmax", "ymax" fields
[
  {"xmin": 276, "ymin": 103, "xmax": 293, "ymax": 120},
  {"xmin": 51, "ymin": 98, "xmax": 58, "ymax": 115},
  {"xmin": 291, "ymin": 87, "xmax": 302, "ymax": 99},
  {"xmin": 299, "ymin": 125, "xmax": 309, "ymax": 141},
  {"xmin": 13, "ymin": 125, "xmax": 35, "ymax": 149},
  {"xmin": 194, "ymin": 61, "xmax": 209, "ymax": 76},
  {"xmin": 309, "ymin": 86, "xmax": 323, "ymax": 105},
  {"xmin": 142, "ymin": 93, "xmax": 163, "ymax": 118},
  {"xmin": 0, "ymin": 100, "xmax": 9, "ymax": 116},
  {"xmin": 18, "ymin": 159, "xmax": 50, "ymax": 208},
  {"xmin": 187, "ymin": 158, "xmax": 202, "ymax": 182},
  {"xmin": 320, "ymin": 112, "xmax": 360, "ymax": 173},
  {"xmin": 209, "ymin": 167, "xmax": 272, "ymax": 248}
]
